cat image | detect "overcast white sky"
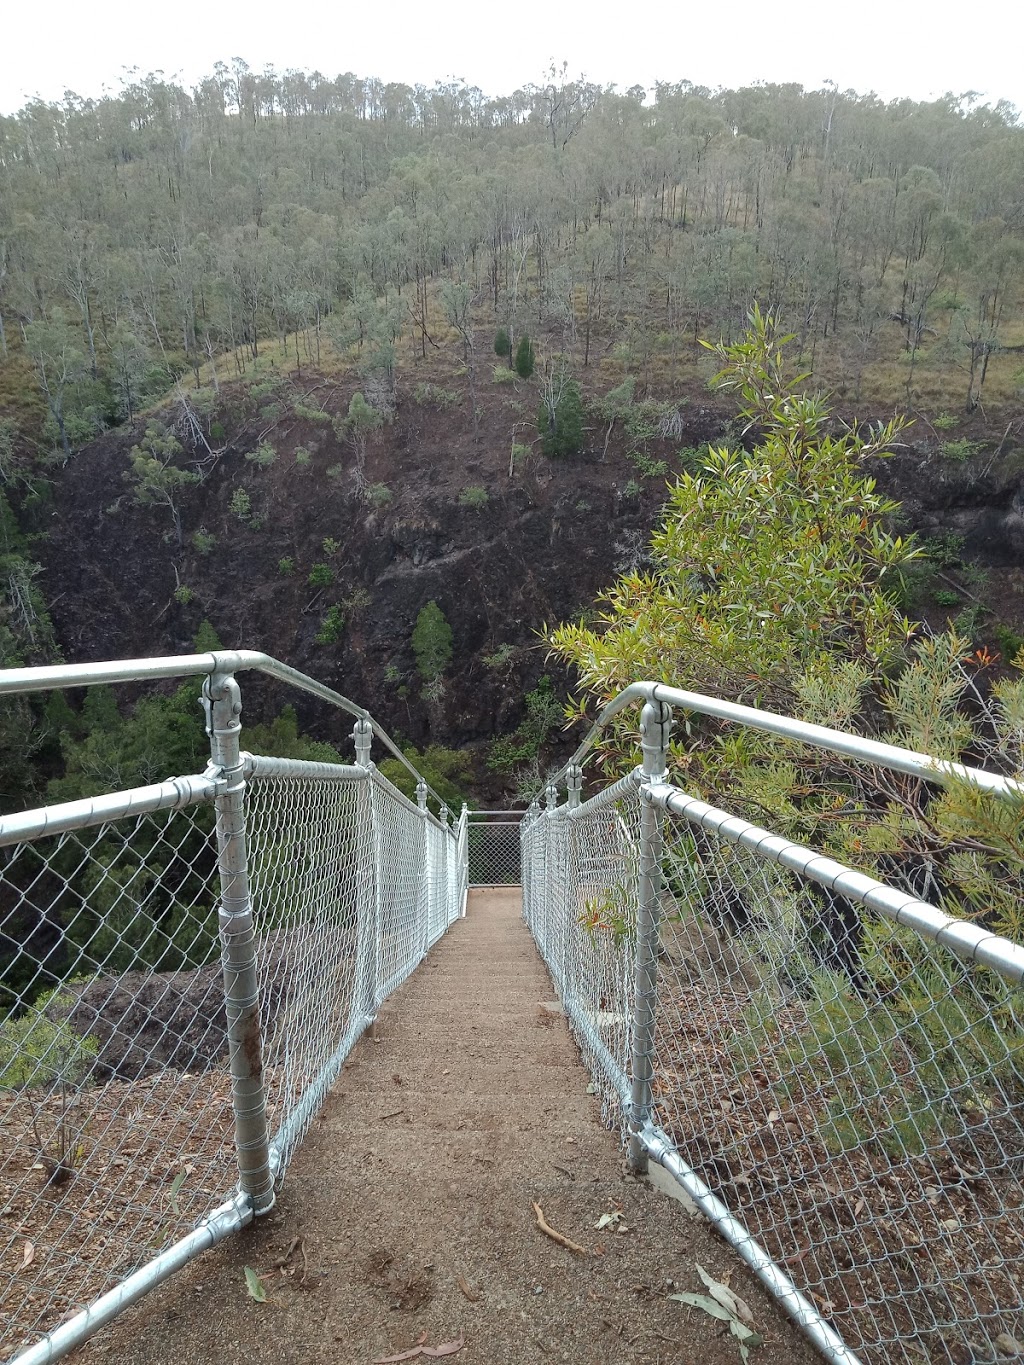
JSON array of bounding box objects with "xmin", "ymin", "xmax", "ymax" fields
[{"xmin": 1, "ymin": 0, "xmax": 1021, "ymax": 117}]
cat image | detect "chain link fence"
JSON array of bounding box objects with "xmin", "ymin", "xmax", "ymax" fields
[
  {"xmin": 522, "ymin": 778, "xmax": 640, "ymax": 1137},
  {"xmin": 1, "ymin": 704, "xmax": 464, "ymax": 1364},
  {"xmin": 522, "ymin": 764, "xmax": 1024, "ymax": 1365},
  {"xmin": 467, "ymin": 812, "xmax": 523, "ymax": 886},
  {"xmin": 0, "ymin": 787, "xmax": 233, "ymax": 1361}
]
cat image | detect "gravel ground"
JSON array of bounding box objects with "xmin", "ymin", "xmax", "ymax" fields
[{"xmin": 88, "ymin": 889, "xmax": 821, "ymax": 1365}]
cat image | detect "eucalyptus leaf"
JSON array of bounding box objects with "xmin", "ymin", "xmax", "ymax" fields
[
  {"xmin": 243, "ymin": 1266, "xmax": 267, "ymax": 1302},
  {"xmin": 696, "ymin": 1263, "xmax": 756, "ymax": 1326},
  {"xmin": 667, "ymin": 1291, "xmax": 734, "ymax": 1322}
]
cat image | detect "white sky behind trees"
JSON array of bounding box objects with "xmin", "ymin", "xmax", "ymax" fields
[{"xmin": 1, "ymin": 0, "xmax": 1021, "ymax": 117}]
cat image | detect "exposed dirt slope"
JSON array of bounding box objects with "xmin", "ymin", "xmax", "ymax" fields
[{"xmin": 93, "ymin": 889, "xmax": 819, "ymax": 1365}]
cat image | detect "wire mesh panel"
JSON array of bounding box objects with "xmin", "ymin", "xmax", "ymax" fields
[
  {"xmin": 372, "ymin": 772, "xmax": 431, "ymax": 1001},
  {"xmin": 522, "ymin": 778, "xmax": 642, "ymax": 1134},
  {"xmin": 468, "ymin": 815, "xmax": 522, "ymax": 885},
  {"xmin": 244, "ymin": 769, "xmax": 370, "ymax": 1179},
  {"xmin": 652, "ymin": 798, "xmax": 1024, "ymax": 1365},
  {"xmin": 0, "ymin": 800, "xmax": 232, "ymax": 1362}
]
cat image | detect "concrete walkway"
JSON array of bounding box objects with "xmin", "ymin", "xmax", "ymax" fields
[{"xmin": 96, "ymin": 890, "xmax": 817, "ymax": 1365}]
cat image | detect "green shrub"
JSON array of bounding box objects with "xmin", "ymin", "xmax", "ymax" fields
[
  {"xmin": 308, "ymin": 563, "xmax": 333, "ymax": 588},
  {"xmin": 294, "ymin": 446, "xmax": 312, "ymax": 468},
  {"xmin": 630, "ymin": 451, "xmax": 669, "ymax": 478},
  {"xmin": 482, "ymin": 643, "xmax": 517, "ymax": 671},
  {"xmin": 364, "ymin": 483, "xmax": 393, "ymax": 509},
  {"xmin": 487, "ymin": 677, "xmax": 562, "ymax": 773},
  {"xmin": 0, "ymin": 988, "xmax": 97, "ymax": 1091},
  {"xmin": 412, "ymin": 600, "xmax": 453, "ymax": 680},
  {"xmin": 173, "ymin": 585, "xmax": 194, "ymax": 605},
  {"xmin": 245, "ymin": 441, "xmax": 277, "ymax": 468},
  {"xmin": 194, "ymin": 620, "xmax": 223, "ymax": 652},
  {"xmin": 192, "ymin": 529, "xmax": 217, "ymax": 555},
  {"xmin": 934, "ymin": 588, "xmax": 961, "ymax": 608},
  {"xmin": 933, "ymin": 412, "xmax": 958, "ymax": 431},
  {"xmin": 292, "ymin": 401, "xmax": 332, "ymax": 424},
  {"xmin": 344, "ymin": 587, "xmax": 372, "ymax": 613},
  {"xmin": 676, "ymin": 445, "xmax": 711, "ymax": 474},
  {"xmin": 538, "ymin": 376, "xmax": 584, "ymax": 457},
  {"xmin": 622, "ymin": 479, "xmax": 642, "ymax": 498},
  {"xmin": 995, "ymin": 623, "xmax": 1024, "ymax": 661},
  {"xmin": 412, "ymin": 383, "xmax": 461, "ymax": 411},
  {"xmin": 921, "ymin": 532, "xmax": 965, "ymax": 568},
  {"xmin": 492, "ymin": 365, "xmax": 516, "ymax": 385},
  {"xmin": 278, "ymin": 557, "xmax": 294, "ymax": 576},
  {"xmin": 941, "ymin": 438, "xmax": 982, "ymax": 461},
  {"xmin": 315, "ymin": 605, "xmax": 346, "ymax": 644},
  {"xmin": 952, "ymin": 605, "xmax": 982, "ymax": 637},
  {"xmin": 377, "ymin": 743, "xmax": 471, "ymax": 814},
  {"xmin": 459, "ymin": 486, "xmax": 489, "ymax": 508},
  {"xmin": 514, "ymin": 336, "xmax": 535, "ymax": 379},
  {"xmin": 322, "ymin": 536, "xmax": 340, "ymax": 556},
  {"xmin": 326, "ymin": 463, "xmax": 344, "ymax": 482},
  {"xmin": 229, "ymin": 488, "xmax": 252, "ymax": 521},
  {"xmin": 494, "ymin": 328, "xmax": 511, "ymax": 357}
]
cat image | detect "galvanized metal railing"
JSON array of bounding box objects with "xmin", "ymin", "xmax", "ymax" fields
[
  {"xmin": 522, "ymin": 686, "xmax": 1024, "ymax": 1365},
  {"xmin": 0, "ymin": 653, "xmax": 465, "ymax": 1365},
  {"xmin": 6, "ymin": 652, "xmax": 1024, "ymax": 1364}
]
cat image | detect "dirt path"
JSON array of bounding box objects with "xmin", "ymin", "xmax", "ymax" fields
[{"xmin": 93, "ymin": 889, "xmax": 820, "ymax": 1365}]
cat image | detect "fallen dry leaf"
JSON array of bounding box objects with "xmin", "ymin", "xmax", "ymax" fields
[
  {"xmin": 21, "ymin": 1241, "xmax": 35, "ymax": 1269},
  {"xmin": 457, "ymin": 1274, "xmax": 481, "ymax": 1302},
  {"xmin": 373, "ymin": 1334, "xmax": 465, "ymax": 1364},
  {"xmin": 423, "ymin": 1336, "xmax": 465, "ymax": 1359}
]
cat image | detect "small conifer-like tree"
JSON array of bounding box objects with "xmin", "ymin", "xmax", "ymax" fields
[
  {"xmin": 514, "ymin": 336, "xmax": 535, "ymax": 378},
  {"xmin": 494, "ymin": 328, "xmax": 511, "ymax": 357},
  {"xmin": 412, "ymin": 600, "xmax": 454, "ymax": 681}
]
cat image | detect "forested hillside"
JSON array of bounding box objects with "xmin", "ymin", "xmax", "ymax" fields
[
  {"xmin": 0, "ymin": 66, "xmax": 1023, "ymax": 810},
  {"xmin": 1, "ymin": 65, "xmax": 1023, "ymax": 436}
]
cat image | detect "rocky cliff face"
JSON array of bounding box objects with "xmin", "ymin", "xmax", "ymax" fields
[
  {"xmin": 39, "ymin": 386, "xmax": 728, "ymax": 754},
  {"xmin": 38, "ymin": 378, "xmax": 1024, "ymax": 759}
]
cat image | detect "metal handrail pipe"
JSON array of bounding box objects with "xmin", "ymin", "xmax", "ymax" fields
[
  {"xmin": 639, "ymin": 1123, "xmax": 863, "ymax": 1365},
  {"xmin": 466, "ymin": 809, "xmax": 529, "ymax": 816},
  {"xmin": 242, "ymin": 754, "xmax": 367, "ymax": 783},
  {"xmin": 8, "ymin": 1192, "xmax": 251, "ymax": 1365},
  {"xmin": 0, "ymin": 653, "xmax": 218, "ymax": 696},
  {"xmin": 0, "ymin": 650, "xmax": 454, "ymax": 821},
  {"xmin": 550, "ymin": 680, "xmax": 1024, "ymax": 800},
  {"xmin": 371, "ymin": 767, "xmax": 450, "ymax": 835},
  {"xmin": 561, "ymin": 767, "xmax": 643, "ymax": 822},
  {"xmin": 647, "ymin": 782, "xmax": 1024, "ymax": 986},
  {"xmin": 0, "ymin": 773, "xmax": 220, "ymax": 850}
]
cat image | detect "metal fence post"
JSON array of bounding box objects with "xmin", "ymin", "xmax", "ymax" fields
[
  {"xmin": 416, "ymin": 779, "xmax": 431, "ymax": 954},
  {"xmin": 202, "ymin": 669, "xmax": 275, "ymax": 1215},
  {"xmin": 459, "ymin": 802, "xmax": 469, "ymax": 917},
  {"xmin": 628, "ymin": 698, "xmax": 672, "ymax": 1175},
  {"xmin": 352, "ymin": 718, "xmax": 380, "ymax": 1018},
  {"xmin": 566, "ymin": 764, "xmax": 583, "ymax": 811}
]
